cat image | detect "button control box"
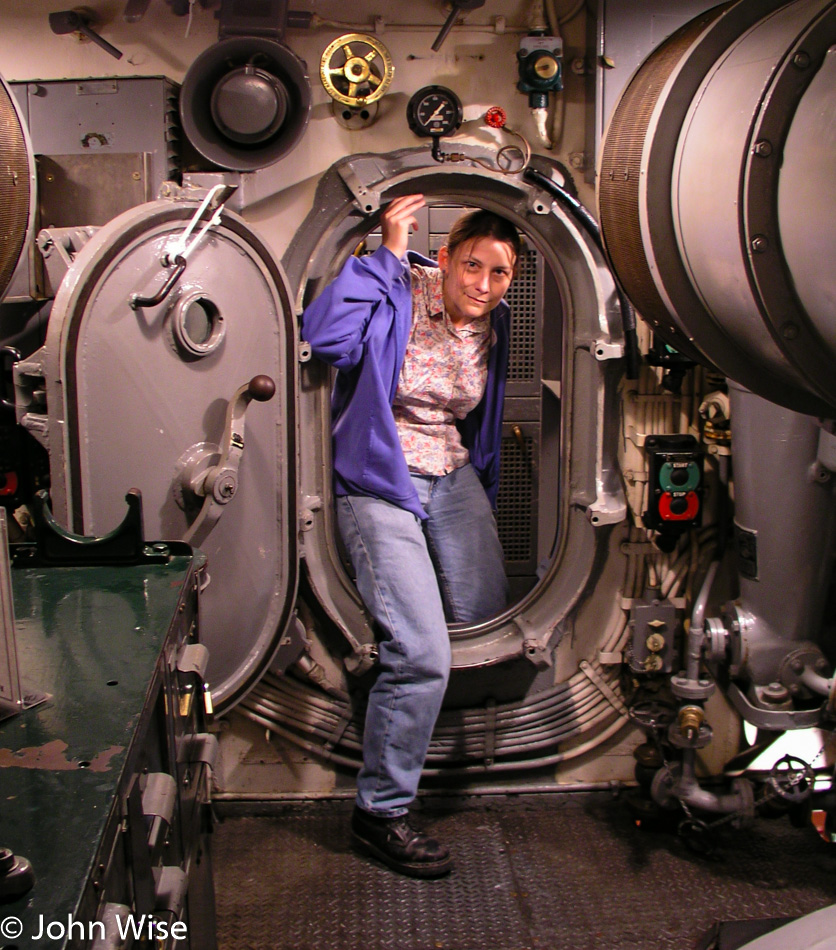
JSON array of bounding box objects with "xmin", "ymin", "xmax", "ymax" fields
[{"xmin": 643, "ymin": 434, "xmax": 703, "ymax": 538}]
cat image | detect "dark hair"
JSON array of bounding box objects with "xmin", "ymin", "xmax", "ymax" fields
[{"xmin": 446, "ymin": 209, "xmax": 521, "ymax": 263}]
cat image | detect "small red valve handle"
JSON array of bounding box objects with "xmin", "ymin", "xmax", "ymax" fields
[{"xmin": 485, "ymin": 106, "xmax": 507, "ymax": 129}]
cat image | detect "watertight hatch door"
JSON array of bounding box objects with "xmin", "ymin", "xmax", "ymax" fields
[{"xmin": 44, "ymin": 197, "xmax": 298, "ymax": 712}]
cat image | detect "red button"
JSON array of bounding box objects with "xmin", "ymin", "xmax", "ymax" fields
[
  {"xmin": 0, "ymin": 472, "xmax": 18, "ymax": 495},
  {"xmin": 658, "ymin": 491, "xmax": 698, "ymax": 521}
]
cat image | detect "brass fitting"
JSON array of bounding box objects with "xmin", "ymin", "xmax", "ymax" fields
[
  {"xmin": 646, "ymin": 632, "xmax": 666, "ymax": 653},
  {"xmin": 678, "ymin": 705, "xmax": 705, "ymax": 742}
]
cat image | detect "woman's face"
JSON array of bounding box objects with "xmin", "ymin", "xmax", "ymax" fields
[{"xmin": 438, "ymin": 236, "xmax": 516, "ymax": 326}]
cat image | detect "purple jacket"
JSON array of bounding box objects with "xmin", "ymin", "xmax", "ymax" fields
[{"xmin": 301, "ymin": 245, "xmax": 510, "ymax": 521}]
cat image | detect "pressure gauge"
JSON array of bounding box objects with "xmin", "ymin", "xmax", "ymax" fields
[{"xmin": 407, "ymin": 85, "xmax": 463, "ymax": 138}]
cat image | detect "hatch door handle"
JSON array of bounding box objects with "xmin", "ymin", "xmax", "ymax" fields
[{"xmin": 177, "ymin": 375, "xmax": 275, "ymax": 548}]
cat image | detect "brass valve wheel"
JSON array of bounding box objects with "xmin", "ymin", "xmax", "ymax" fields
[{"xmin": 320, "ymin": 33, "xmax": 394, "ymax": 108}]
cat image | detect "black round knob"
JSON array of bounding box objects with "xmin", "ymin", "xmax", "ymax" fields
[
  {"xmin": 0, "ymin": 848, "xmax": 35, "ymax": 902},
  {"xmin": 669, "ymin": 467, "xmax": 689, "ymax": 486},
  {"xmin": 248, "ymin": 375, "xmax": 276, "ymax": 402},
  {"xmin": 669, "ymin": 496, "xmax": 689, "ymax": 515}
]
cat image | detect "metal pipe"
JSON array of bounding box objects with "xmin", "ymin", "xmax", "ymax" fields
[
  {"xmin": 686, "ymin": 559, "xmax": 720, "ymax": 683},
  {"xmin": 800, "ymin": 665, "xmax": 833, "ymax": 697},
  {"xmin": 239, "ymin": 686, "xmax": 628, "ymax": 773},
  {"xmin": 306, "ymin": 15, "xmax": 529, "ymax": 34},
  {"xmin": 671, "ymin": 749, "xmax": 752, "ymax": 816}
]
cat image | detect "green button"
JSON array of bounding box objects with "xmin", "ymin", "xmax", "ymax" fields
[{"xmin": 660, "ymin": 461, "xmax": 699, "ymax": 492}]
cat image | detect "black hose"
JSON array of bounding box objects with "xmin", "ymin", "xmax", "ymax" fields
[{"xmin": 523, "ymin": 166, "xmax": 641, "ymax": 380}]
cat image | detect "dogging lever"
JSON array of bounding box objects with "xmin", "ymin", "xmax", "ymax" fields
[{"xmin": 178, "ymin": 375, "xmax": 276, "ymax": 548}]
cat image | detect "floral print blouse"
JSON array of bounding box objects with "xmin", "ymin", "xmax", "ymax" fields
[{"xmin": 392, "ymin": 263, "xmax": 492, "ymax": 476}]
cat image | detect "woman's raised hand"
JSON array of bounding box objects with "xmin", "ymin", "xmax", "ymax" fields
[{"xmin": 380, "ymin": 194, "xmax": 426, "ymax": 260}]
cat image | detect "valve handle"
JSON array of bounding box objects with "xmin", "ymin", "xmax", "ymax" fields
[
  {"xmin": 767, "ymin": 754, "xmax": 814, "ymax": 804},
  {"xmin": 319, "ymin": 33, "xmax": 394, "ymax": 108},
  {"xmin": 485, "ymin": 106, "xmax": 507, "ymax": 129},
  {"xmin": 431, "ymin": 0, "xmax": 486, "ymax": 52},
  {"xmin": 48, "ymin": 10, "xmax": 123, "ymax": 60}
]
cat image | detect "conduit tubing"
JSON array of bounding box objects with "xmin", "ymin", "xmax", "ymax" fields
[
  {"xmin": 267, "ymin": 655, "xmax": 623, "ymax": 726},
  {"xmin": 239, "ymin": 700, "xmax": 631, "ymax": 776},
  {"xmin": 259, "ymin": 664, "xmax": 612, "ymax": 735},
  {"xmin": 241, "ymin": 659, "xmax": 628, "ymax": 768},
  {"xmin": 242, "ymin": 678, "xmax": 605, "ymax": 751},
  {"xmin": 241, "ymin": 693, "xmax": 621, "ymax": 762}
]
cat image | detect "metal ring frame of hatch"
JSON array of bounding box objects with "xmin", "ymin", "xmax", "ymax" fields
[{"xmin": 282, "ymin": 147, "xmax": 626, "ymax": 676}]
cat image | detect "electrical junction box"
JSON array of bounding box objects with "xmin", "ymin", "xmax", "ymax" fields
[{"xmin": 629, "ymin": 590, "xmax": 678, "ymax": 675}]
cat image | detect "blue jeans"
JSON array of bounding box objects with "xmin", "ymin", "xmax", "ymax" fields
[{"xmin": 336, "ymin": 463, "xmax": 509, "ymax": 817}]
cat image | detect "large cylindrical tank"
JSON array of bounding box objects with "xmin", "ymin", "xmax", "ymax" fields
[
  {"xmin": 726, "ymin": 383, "xmax": 836, "ymax": 686},
  {"xmin": 598, "ymin": 0, "xmax": 836, "ymax": 417}
]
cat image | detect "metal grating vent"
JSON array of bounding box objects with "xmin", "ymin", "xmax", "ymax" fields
[
  {"xmin": 504, "ymin": 245, "xmax": 538, "ymax": 382},
  {"xmin": 0, "ymin": 79, "xmax": 30, "ymax": 300},
  {"xmin": 496, "ymin": 433, "xmax": 534, "ymax": 563}
]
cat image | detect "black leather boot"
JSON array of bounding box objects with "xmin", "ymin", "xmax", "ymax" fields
[{"xmin": 351, "ymin": 806, "xmax": 453, "ymax": 878}]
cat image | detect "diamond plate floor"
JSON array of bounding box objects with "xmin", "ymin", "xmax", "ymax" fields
[{"xmin": 212, "ymin": 795, "xmax": 836, "ymax": 950}]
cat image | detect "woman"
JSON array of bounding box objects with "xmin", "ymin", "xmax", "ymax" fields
[{"xmin": 302, "ymin": 194, "xmax": 519, "ymax": 877}]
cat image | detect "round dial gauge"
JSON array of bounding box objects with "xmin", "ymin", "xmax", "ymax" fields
[{"xmin": 406, "ymin": 85, "xmax": 463, "ymax": 138}]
